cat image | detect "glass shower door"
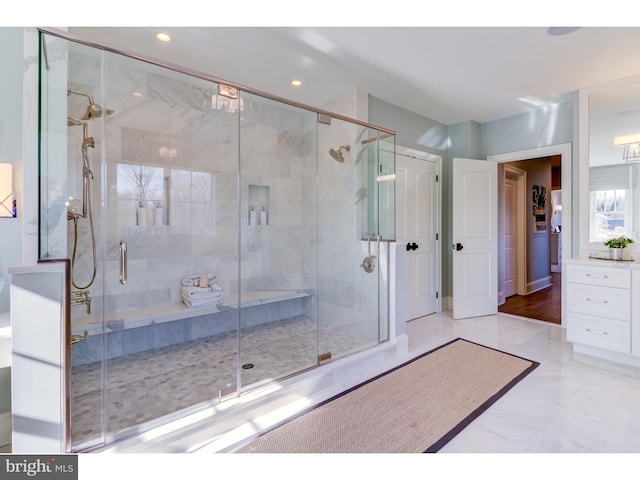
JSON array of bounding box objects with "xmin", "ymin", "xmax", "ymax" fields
[
  {"xmin": 238, "ymin": 93, "xmax": 319, "ymax": 390},
  {"xmin": 98, "ymin": 52, "xmax": 241, "ymax": 441}
]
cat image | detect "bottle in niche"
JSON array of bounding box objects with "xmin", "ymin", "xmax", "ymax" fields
[
  {"xmin": 137, "ymin": 201, "xmax": 147, "ymax": 226},
  {"xmin": 249, "ymin": 205, "xmax": 256, "ymax": 226},
  {"xmin": 260, "ymin": 206, "xmax": 268, "ymax": 226}
]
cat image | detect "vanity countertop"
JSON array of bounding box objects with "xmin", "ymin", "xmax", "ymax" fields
[{"xmin": 568, "ymin": 256, "xmax": 640, "ymax": 268}]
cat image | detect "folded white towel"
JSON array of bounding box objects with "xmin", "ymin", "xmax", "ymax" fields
[
  {"xmin": 182, "ymin": 292, "xmax": 223, "ymax": 308},
  {"xmin": 181, "ymin": 286, "xmax": 212, "ymax": 296},
  {"xmin": 182, "ymin": 273, "xmax": 216, "ymax": 288},
  {"xmin": 181, "ymin": 293, "xmax": 222, "ymax": 304},
  {"xmin": 181, "ymin": 284, "xmax": 223, "ymax": 297}
]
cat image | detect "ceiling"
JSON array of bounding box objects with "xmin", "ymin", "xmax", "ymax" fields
[{"xmin": 67, "ymin": 26, "xmax": 640, "ymax": 127}]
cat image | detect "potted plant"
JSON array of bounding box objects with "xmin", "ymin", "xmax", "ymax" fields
[{"xmin": 603, "ymin": 236, "xmax": 635, "ymax": 260}]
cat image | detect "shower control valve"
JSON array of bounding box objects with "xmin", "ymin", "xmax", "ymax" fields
[{"xmin": 361, "ymin": 255, "xmax": 376, "ymax": 273}]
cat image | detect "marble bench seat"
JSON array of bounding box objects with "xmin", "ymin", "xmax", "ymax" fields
[{"xmin": 70, "ymin": 288, "xmax": 316, "ymax": 366}]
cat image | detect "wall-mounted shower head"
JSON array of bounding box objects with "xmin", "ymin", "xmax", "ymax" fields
[
  {"xmin": 329, "ymin": 145, "xmax": 351, "ymax": 163},
  {"xmin": 82, "ymin": 102, "xmax": 114, "ymax": 120},
  {"xmin": 67, "ymin": 88, "xmax": 114, "ymax": 120}
]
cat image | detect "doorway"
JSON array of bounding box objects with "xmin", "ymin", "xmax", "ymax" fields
[{"xmin": 497, "ymin": 154, "xmax": 562, "ymax": 324}]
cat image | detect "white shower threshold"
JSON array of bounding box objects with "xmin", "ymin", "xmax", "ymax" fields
[{"xmin": 92, "ymin": 333, "xmax": 410, "ymax": 453}]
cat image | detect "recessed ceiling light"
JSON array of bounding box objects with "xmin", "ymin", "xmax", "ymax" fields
[
  {"xmin": 156, "ymin": 33, "xmax": 171, "ymax": 42},
  {"xmin": 616, "ymin": 109, "xmax": 640, "ymax": 118},
  {"xmin": 547, "ymin": 27, "xmax": 581, "ymax": 36},
  {"xmin": 291, "ymin": 80, "xmax": 302, "ymax": 87}
]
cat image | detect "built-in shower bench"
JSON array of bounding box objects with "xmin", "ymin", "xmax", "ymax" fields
[{"xmin": 70, "ymin": 288, "xmax": 316, "ymax": 366}]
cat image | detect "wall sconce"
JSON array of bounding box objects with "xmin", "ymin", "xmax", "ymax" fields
[
  {"xmin": 0, "ymin": 163, "xmax": 16, "ymax": 218},
  {"xmin": 614, "ymin": 133, "xmax": 640, "ymax": 163}
]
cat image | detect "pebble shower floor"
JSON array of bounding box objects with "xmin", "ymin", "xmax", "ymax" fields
[{"xmin": 70, "ymin": 315, "xmax": 376, "ymax": 447}]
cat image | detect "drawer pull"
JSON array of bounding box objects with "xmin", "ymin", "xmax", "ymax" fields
[
  {"xmin": 585, "ymin": 297, "xmax": 608, "ymax": 304},
  {"xmin": 586, "ymin": 328, "xmax": 608, "ymax": 335},
  {"xmin": 586, "ymin": 273, "xmax": 608, "ymax": 279}
]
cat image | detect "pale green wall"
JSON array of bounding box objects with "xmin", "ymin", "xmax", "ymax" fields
[{"xmin": 369, "ymin": 95, "xmax": 575, "ymax": 300}]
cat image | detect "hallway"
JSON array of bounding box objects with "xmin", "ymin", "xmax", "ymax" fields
[{"xmin": 498, "ymin": 272, "xmax": 561, "ymax": 324}]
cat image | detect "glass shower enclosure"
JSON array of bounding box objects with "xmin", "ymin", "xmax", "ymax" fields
[{"xmin": 37, "ymin": 29, "xmax": 396, "ymax": 452}]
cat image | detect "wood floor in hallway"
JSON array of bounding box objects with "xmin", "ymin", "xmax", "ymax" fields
[{"xmin": 498, "ymin": 272, "xmax": 561, "ymax": 324}]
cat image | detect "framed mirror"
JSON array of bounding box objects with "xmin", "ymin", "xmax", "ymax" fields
[{"xmin": 581, "ymin": 75, "xmax": 640, "ymax": 251}]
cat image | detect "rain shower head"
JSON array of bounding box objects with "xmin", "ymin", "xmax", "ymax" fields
[
  {"xmin": 329, "ymin": 145, "xmax": 351, "ymax": 163},
  {"xmin": 67, "ymin": 88, "xmax": 114, "ymax": 120}
]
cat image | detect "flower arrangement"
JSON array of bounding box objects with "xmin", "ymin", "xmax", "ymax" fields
[{"xmin": 603, "ymin": 236, "xmax": 635, "ymax": 249}]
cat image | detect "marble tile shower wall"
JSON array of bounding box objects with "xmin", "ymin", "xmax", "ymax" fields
[
  {"xmin": 70, "ymin": 88, "xmax": 320, "ymax": 317},
  {"xmin": 61, "ymin": 54, "xmax": 384, "ymax": 349}
]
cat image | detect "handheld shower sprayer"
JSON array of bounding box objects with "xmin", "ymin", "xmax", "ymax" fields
[{"xmin": 66, "ymin": 88, "xmax": 114, "ymax": 292}]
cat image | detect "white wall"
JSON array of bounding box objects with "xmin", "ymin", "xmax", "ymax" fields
[
  {"xmin": 0, "ymin": 27, "xmax": 24, "ymax": 316},
  {"xmin": 0, "ymin": 27, "xmax": 24, "ymax": 430}
]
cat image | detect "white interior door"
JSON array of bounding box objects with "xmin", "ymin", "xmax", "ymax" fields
[
  {"xmin": 452, "ymin": 157, "xmax": 498, "ymax": 319},
  {"xmin": 396, "ymin": 151, "xmax": 439, "ymax": 320},
  {"xmin": 504, "ymin": 176, "xmax": 517, "ymax": 298}
]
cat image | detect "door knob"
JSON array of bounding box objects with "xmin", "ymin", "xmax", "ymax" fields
[
  {"xmin": 406, "ymin": 242, "xmax": 419, "ymax": 251},
  {"xmin": 452, "ymin": 242, "xmax": 464, "ymax": 251}
]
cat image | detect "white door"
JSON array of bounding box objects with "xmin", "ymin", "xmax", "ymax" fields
[
  {"xmin": 504, "ymin": 176, "xmax": 517, "ymax": 298},
  {"xmin": 452, "ymin": 158, "xmax": 498, "ymax": 319},
  {"xmin": 396, "ymin": 151, "xmax": 439, "ymax": 320}
]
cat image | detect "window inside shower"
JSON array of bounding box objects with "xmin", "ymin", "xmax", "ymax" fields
[
  {"xmin": 38, "ymin": 29, "xmax": 395, "ymax": 452},
  {"xmin": 116, "ymin": 163, "xmax": 215, "ymax": 232}
]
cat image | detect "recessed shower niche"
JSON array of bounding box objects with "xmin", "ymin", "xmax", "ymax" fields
[{"xmin": 248, "ymin": 184, "xmax": 269, "ymax": 226}]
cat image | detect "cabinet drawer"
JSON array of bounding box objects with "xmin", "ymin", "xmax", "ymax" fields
[
  {"xmin": 566, "ymin": 264, "xmax": 630, "ymax": 288},
  {"xmin": 567, "ymin": 312, "xmax": 630, "ymax": 353},
  {"xmin": 567, "ymin": 284, "xmax": 630, "ymax": 321}
]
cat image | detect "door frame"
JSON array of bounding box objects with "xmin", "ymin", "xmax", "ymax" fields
[
  {"xmin": 501, "ymin": 164, "xmax": 527, "ymax": 302},
  {"xmin": 395, "ymin": 145, "xmax": 442, "ymax": 314},
  {"xmin": 488, "ymin": 143, "xmax": 572, "ymax": 328}
]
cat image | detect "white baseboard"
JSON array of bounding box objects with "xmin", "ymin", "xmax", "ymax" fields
[
  {"xmin": 0, "ymin": 411, "xmax": 11, "ymax": 447},
  {"xmin": 527, "ymin": 275, "xmax": 552, "ymax": 294}
]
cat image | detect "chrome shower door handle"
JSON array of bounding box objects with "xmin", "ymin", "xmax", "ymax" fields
[{"xmin": 119, "ymin": 241, "xmax": 127, "ymax": 284}]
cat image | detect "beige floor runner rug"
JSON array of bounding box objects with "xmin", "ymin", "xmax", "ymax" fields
[{"xmin": 234, "ymin": 338, "xmax": 539, "ymax": 453}]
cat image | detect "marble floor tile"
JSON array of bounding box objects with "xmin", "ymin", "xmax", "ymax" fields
[{"xmin": 94, "ymin": 311, "xmax": 640, "ymax": 455}]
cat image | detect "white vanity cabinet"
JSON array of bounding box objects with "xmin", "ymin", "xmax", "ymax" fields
[{"xmin": 566, "ymin": 260, "xmax": 640, "ymax": 364}]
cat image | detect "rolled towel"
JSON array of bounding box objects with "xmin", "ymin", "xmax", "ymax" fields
[{"xmin": 182, "ymin": 273, "xmax": 216, "ymax": 288}]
